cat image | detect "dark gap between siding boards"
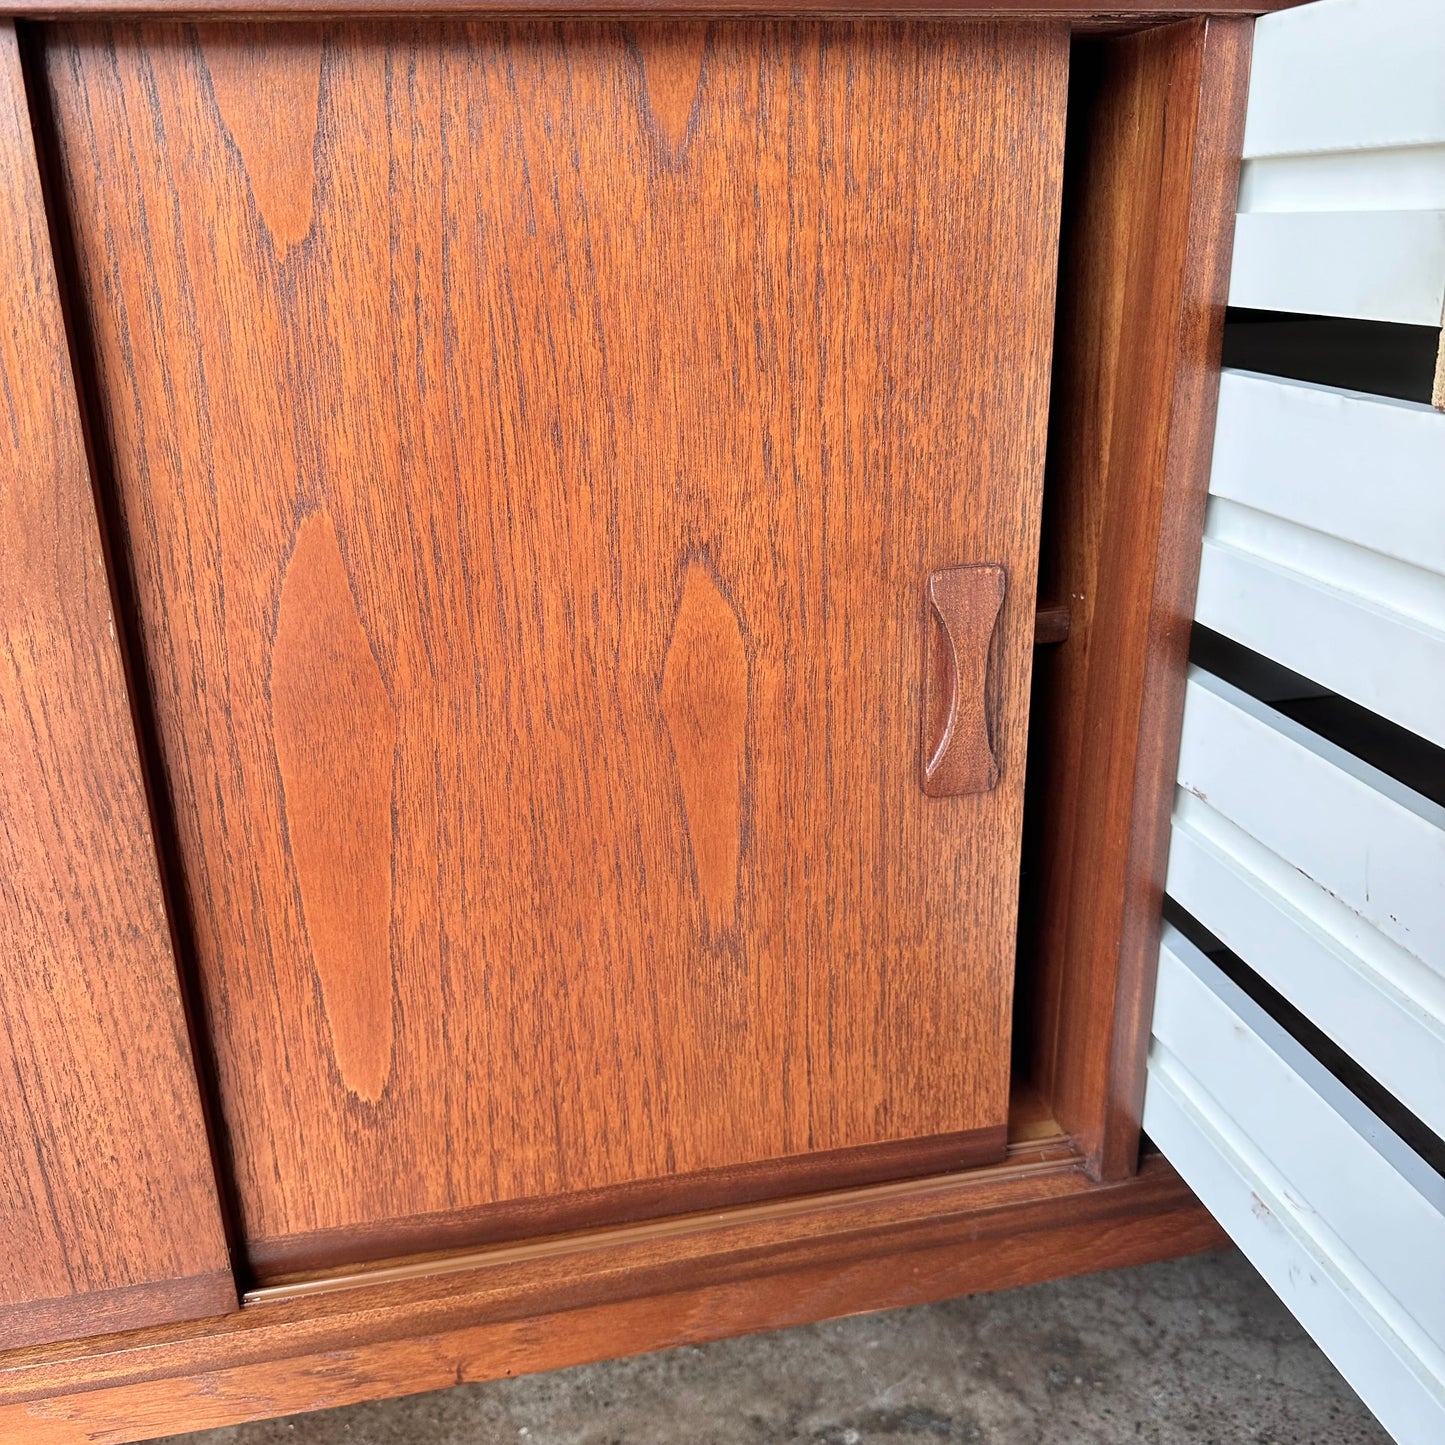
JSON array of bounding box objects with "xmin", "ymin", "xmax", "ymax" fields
[{"xmin": 1222, "ymin": 308, "xmax": 1441, "ymax": 405}]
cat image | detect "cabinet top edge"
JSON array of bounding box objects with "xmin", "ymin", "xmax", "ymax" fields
[{"xmin": 4, "ymin": 2, "xmax": 1301, "ymax": 23}]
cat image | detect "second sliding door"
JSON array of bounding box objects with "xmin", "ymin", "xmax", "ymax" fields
[{"xmin": 43, "ymin": 19, "xmax": 1067, "ymax": 1276}]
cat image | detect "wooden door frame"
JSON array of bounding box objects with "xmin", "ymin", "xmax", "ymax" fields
[{"xmin": 1023, "ymin": 14, "xmax": 1251, "ymax": 1182}]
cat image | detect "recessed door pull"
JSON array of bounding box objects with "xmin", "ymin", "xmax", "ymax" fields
[{"xmin": 921, "ymin": 564, "xmax": 1006, "ymax": 797}]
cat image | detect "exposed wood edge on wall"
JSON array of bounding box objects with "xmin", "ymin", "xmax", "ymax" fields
[
  {"xmin": 0, "ymin": 1156, "xmax": 1222, "ymax": 1443},
  {"xmin": 1028, "ymin": 15, "xmax": 1251, "ymax": 1180},
  {"xmin": 247, "ymin": 1125, "xmax": 1008, "ymax": 1280},
  {"xmin": 0, "ymin": 3, "xmax": 1306, "ymax": 20}
]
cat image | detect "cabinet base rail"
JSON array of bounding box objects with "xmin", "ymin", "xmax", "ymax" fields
[{"xmin": 1, "ymin": 1151, "xmax": 1220, "ymax": 1445}]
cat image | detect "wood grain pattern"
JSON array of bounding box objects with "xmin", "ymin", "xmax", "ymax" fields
[
  {"xmin": 0, "ymin": 1155, "xmax": 1224, "ymax": 1444},
  {"xmin": 196, "ymin": 27, "xmax": 321, "ymax": 250},
  {"xmin": 661, "ymin": 560, "xmax": 749, "ymax": 934},
  {"xmin": 634, "ymin": 21, "xmax": 707, "ymax": 149},
  {"xmin": 7, "ymin": 3, "xmax": 1308, "ymax": 20},
  {"xmin": 271, "ymin": 511, "xmax": 397, "ymax": 1102},
  {"xmin": 43, "ymin": 19, "xmax": 1067, "ymax": 1271},
  {"xmin": 1026, "ymin": 16, "xmax": 1251, "ymax": 1179},
  {"xmin": 0, "ymin": 19, "xmax": 234, "ymax": 1350}
]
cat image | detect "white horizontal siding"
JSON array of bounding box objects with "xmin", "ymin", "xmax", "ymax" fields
[
  {"xmin": 1154, "ymin": 13, "xmax": 1445, "ymax": 1443},
  {"xmin": 1145, "ymin": 926, "xmax": 1445, "ymax": 1445},
  {"xmin": 1168, "ymin": 663, "xmax": 1445, "ymax": 1141},
  {"xmin": 1238, "ymin": 146, "xmax": 1445, "ymax": 215},
  {"xmin": 1208, "ymin": 372, "xmax": 1445, "ymax": 574},
  {"xmin": 1175, "ymin": 670, "xmax": 1445, "ymax": 975},
  {"xmin": 1194, "ymin": 532, "xmax": 1445, "ymax": 746},
  {"xmin": 1232, "ymin": 0, "xmax": 1445, "ymax": 326},
  {"xmin": 1197, "ymin": 373, "xmax": 1445, "ymax": 743},
  {"xmin": 1243, "ymin": 0, "xmax": 1445, "ymax": 159},
  {"xmin": 1228, "ymin": 210, "xmax": 1445, "ymax": 326},
  {"xmin": 1167, "ymin": 791, "xmax": 1445, "ymax": 1139}
]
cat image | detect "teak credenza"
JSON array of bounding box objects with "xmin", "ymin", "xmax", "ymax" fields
[{"xmin": 1, "ymin": 4, "xmax": 1295, "ymax": 1439}]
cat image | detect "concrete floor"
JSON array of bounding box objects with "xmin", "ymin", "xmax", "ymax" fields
[{"xmin": 161, "ymin": 1250, "xmax": 1386, "ymax": 1445}]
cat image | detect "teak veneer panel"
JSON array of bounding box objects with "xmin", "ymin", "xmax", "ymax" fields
[
  {"xmin": 1028, "ymin": 15, "xmax": 1251, "ymax": 1177},
  {"xmin": 44, "ymin": 18, "xmax": 1067, "ymax": 1272},
  {"xmin": 0, "ymin": 20, "xmax": 233, "ymax": 1351}
]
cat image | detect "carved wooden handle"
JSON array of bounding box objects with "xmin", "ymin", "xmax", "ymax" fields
[{"xmin": 921, "ymin": 564, "xmax": 1006, "ymax": 797}]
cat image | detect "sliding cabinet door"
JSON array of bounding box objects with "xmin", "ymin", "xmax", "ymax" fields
[
  {"xmin": 1, "ymin": 20, "xmax": 231, "ymax": 1348},
  {"xmin": 43, "ymin": 19, "xmax": 1067, "ymax": 1275}
]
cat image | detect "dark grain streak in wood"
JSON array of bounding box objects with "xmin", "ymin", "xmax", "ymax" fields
[{"xmin": 661, "ymin": 558, "xmax": 749, "ymax": 935}]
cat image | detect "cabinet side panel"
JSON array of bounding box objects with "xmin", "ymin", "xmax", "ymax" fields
[
  {"xmin": 1026, "ymin": 17, "xmax": 1251, "ymax": 1177},
  {"xmin": 0, "ymin": 20, "xmax": 234, "ymax": 1350}
]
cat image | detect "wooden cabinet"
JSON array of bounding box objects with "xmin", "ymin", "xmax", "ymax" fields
[{"xmin": 1, "ymin": 5, "xmax": 1265, "ymax": 1439}]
